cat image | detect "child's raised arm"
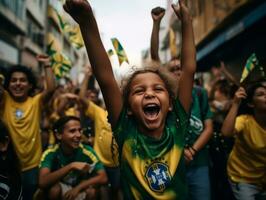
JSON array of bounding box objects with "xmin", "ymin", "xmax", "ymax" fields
[
  {"xmin": 172, "ymin": 0, "xmax": 196, "ymax": 112},
  {"xmin": 150, "ymin": 7, "xmax": 165, "ymax": 62},
  {"xmin": 63, "ymin": 0, "xmax": 122, "ymax": 127},
  {"xmin": 221, "ymin": 87, "xmax": 246, "ymax": 137}
]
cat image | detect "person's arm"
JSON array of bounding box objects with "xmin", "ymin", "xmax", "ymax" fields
[
  {"xmin": 220, "ymin": 61, "xmax": 240, "ymax": 86},
  {"xmin": 79, "ymin": 66, "xmax": 93, "ymax": 99},
  {"xmin": 39, "ymin": 162, "xmax": 89, "ymax": 189},
  {"xmin": 172, "ymin": 0, "xmax": 196, "ymax": 112},
  {"xmin": 64, "ymin": 170, "xmax": 108, "ymax": 199},
  {"xmin": 36, "ymin": 55, "xmax": 56, "ymax": 101},
  {"xmin": 185, "ymin": 120, "xmax": 213, "ymax": 163},
  {"xmin": 64, "ymin": 1, "xmax": 122, "ymax": 128},
  {"xmin": 56, "ymin": 94, "xmax": 69, "ymax": 116},
  {"xmin": 150, "ymin": 7, "xmax": 165, "ymax": 61},
  {"xmin": 192, "ymin": 119, "xmax": 213, "ymax": 152},
  {"xmin": 221, "ymin": 87, "xmax": 246, "ymax": 137}
]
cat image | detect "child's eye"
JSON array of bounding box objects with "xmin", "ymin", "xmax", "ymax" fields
[
  {"xmin": 155, "ymin": 87, "xmax": 164, "ymax": 91},
  {"xmin": 133, "ymin": 89, "xmax": 144, "ymax": 94}
]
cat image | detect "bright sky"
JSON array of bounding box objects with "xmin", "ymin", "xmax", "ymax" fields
[{"xmin": 89, "ymin": 0, "xmax": 168, "ymax": 67}]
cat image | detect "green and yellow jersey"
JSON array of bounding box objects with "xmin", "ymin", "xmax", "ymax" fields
[
  {"xmin": 114, "ymin": 99, "xmax": 189, "ymax": 199},
  {"xmin": 39, "ymin": 143, "xmax": 104, "ymax": 186}
]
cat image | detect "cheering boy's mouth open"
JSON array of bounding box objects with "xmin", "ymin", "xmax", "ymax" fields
[{"xmin": 143, "ymin": 103, "xmax": 160, "ymax": 120}]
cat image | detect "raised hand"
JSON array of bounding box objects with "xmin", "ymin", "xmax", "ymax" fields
[
  {"xmin": 36, "ymin": 54, "xmax": 51, "ymax": 67},
  {"xmin": 63, "ymin": 0, "xmax": 93, "ymax": 25},
  {"xmin": 151, "ymin": 7, "xmax": 165, "ymax": 22},
  {"xmin": 171, "ymin": 0, "xmax": 192, "ymax": 22},
  {"xmin": 83, "ymin": 65, "xmax": 93, "ymax": 77},
  {"xmin": 233, "ymin": 87, "xmax": 247, "ymax": 104}
]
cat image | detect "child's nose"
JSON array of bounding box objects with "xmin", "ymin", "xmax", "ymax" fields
[
  {"xmin": 75, "ymin": 130, "xmax": 82, "ymax": 137},
  {"xmin": 145, "ymin": 90, "xmax": 155, "ymax": 98}
]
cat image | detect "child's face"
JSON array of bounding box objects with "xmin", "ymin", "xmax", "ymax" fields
[
  {"xmin": 167, "ymin": 59, "xmax": 182, "ymax": 81},
  {"xmin": 8, "ymin": 72, "xmax": 32, "ymax": 101},
  {"xmin": 58, "ymin": 120, "xmax": 82, "ymax": 151},
  {"xmin": 128, "ymin": 72, "xmax": 172, "ymax": 133},
  {"xmin": 251, "ymin": 86, "xmax": 266, "ymax": 111}
]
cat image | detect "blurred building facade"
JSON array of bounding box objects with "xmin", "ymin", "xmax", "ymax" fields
[
  {"xmin": 144, "ymin": 0, "xmax": 266, "ymax": 80},
  {"xmin": 0, "ymin": 0, "xmax": 88, "ymax": 82}
]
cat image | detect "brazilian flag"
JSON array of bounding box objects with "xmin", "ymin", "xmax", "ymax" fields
[
  {"xmin": 240, "ymin": 53, "xmax": 259, "ymax": 83},
  {"xmin": 111, "ymin": 38, "xmax": 129, "ymax": 66},
  {"xmin": 47, "ymin": 41, "xmax": 72, "ymax": 79}
]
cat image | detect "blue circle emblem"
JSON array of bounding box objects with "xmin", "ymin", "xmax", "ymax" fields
[{"xmin": 145, "ymin": 162, "xmax": 172, "ymax": 193}]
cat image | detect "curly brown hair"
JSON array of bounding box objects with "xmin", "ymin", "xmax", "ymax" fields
[{"xmin": 121, "ymin": 66, "xmax": 177, "ymax": 108}]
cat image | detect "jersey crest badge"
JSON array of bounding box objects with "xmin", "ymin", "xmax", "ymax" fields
[
  {"xmin": 15, "ymin": 109, "xmax": 23, "ymax": 119},
  {"xmin": 145, "ymin": 162, "xmax": 171, "ymax": 193}
]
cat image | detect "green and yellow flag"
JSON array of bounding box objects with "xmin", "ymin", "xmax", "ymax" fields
[
  {"xmin": 240, "ymin": 53, "xmax": 259, "ymax": 83},
  {"xmin": 68, "ymin": 26, "xmax": 84, "ymax": 49},
  {"xmin": 169, "ymin": 27, "xmax": 177, "ymax": 58},
  {"xmin": 52, "ymin": 52, "xmax": 72, "ymax": 79},
  {"xmin": 111, "ymin": 38, "xmax": 129, "ymax": 65},
  {"xmin": 47, "ymin": 40, "xmax": 72, "ymax": 79}
]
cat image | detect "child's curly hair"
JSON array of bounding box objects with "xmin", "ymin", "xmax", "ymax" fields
[{"xmin": 121, "ymin": 66, "xmax": 177, "ymax": 108}]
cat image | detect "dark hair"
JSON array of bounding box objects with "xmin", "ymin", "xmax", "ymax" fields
[
  {"xmin": 4, "ymin": 64, "xmax": 37, "ymax": 96},
  {"xmin": 53, "ymin": 116, "xmax": 80, "ymax": 134},
  {"xmin": 209, "ymin": 79, "xmax": 235, "ymax": 100},
  {"xmin": 238, "ymin": 82, "xmax": 266, "ymax": 115},
  {"xmin": 122, "ymin": 67, "xmax": 176, "ymax": 108},
  {"xmin": 0, "ymin": 120, "xmax": 21, "ymax": 184}
]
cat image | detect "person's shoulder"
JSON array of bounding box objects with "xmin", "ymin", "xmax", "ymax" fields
[
  {"xmin": 42, "ymin": 144, "xmax": 60, "ymax": 157},
  {"xmin": 79, "ymin": 144, "xmax": 100, "ymax": 160},
  {"xmin": 80, "ymin": 143, "xmax": 96, "ymax": 154},
  {"xmin": 236, "ymin": 114, "xmax": 251, "ymax": 124}
]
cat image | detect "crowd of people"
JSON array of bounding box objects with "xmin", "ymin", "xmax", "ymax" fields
[{"xmin": 0, "ymin": 0, "xmax": 265, "ymax": 200}]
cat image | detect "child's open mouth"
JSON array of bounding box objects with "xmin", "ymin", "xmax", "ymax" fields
[{"xmin": 143, "ymin": 103, "xmax": 160, "ymax": 119}]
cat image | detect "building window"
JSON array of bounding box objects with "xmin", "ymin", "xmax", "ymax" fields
[{"xmin": 27, "ymin": 14, "xmax": 44, "ymax": 47}]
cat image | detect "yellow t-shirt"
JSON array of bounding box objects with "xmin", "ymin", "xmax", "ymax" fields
[
  {"xmin": 227, "ymin": 115, "xmax": 266, "ymax": 187},
  {"xmin": 85, "ymin": 101, "xmax": 119, "ymax": 167},
  {"xmin": 1, "ymin": 91, "xmax": 43, "ymax": 171}
]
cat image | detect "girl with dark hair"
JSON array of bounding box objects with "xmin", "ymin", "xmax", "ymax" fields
[
  {"xmin": 221, "ymin": 82, "xmax": 266, "ymax": 200},
  {"xmin": 0, "ymin": 120, "xmax": 23, "ymax": 200}
]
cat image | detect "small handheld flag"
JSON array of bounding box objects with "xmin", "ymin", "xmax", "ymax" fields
[
  {"xmin": 240, "ymin": 53, "xmax": 259, "ymax": 83},
  {"xmin": 111, "ymin": 38, "xmax": 129, "ymax": 66}
]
